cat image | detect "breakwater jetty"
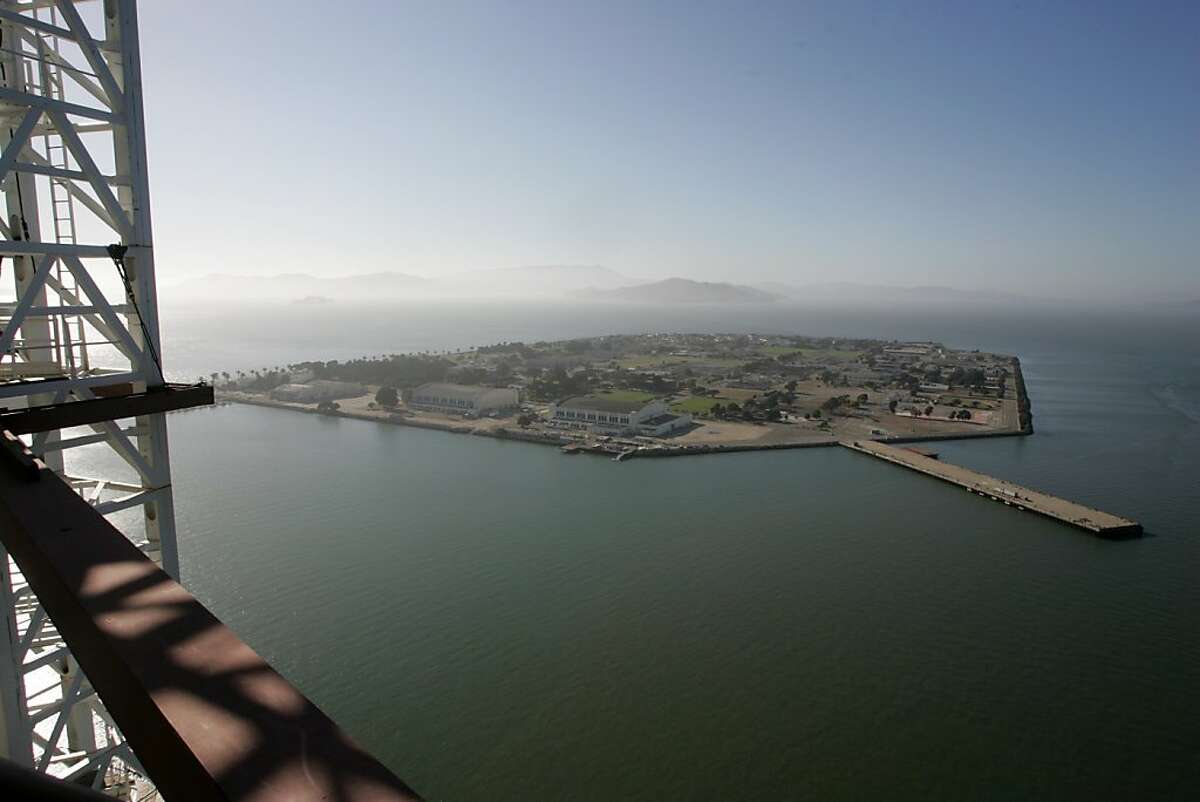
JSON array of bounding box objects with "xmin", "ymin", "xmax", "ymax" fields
[{"xmin": 841, "ymin": 440, "xmax": 1141, "ymax": 538}]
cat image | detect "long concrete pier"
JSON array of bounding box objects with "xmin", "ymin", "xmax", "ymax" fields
[{"xmin": 841, "ymin": 440, "xmax": 1142, "ymax": 538}]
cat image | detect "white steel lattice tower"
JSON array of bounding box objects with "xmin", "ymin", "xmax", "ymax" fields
[{"xmin": 0, "ymin": 1, "xmax": 180, "ymax": 792}]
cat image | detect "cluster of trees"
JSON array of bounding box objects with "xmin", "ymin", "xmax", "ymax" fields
[
  {"xmin": 217, "ymin": 350, "xmax": 526, "ymax": 398},
  {"xmin": 821, "ymin": 394, "xmax": 852, "ymax": 412},
  {"xmin": 525, "ymin": 366, "xmax": 596, "ymax": 401},
  {"xmin": 562, "ymin": 338, "xmax": 594, "ymax": 354},
  {"xmin": 700, "ymin": 380, "xmax": 839, "ymax": 423},
  {"xmin": 297, "ymin": 354, "xmax": 455, "ymax": 388},
  {"xmin": 902, "ymin": 403, "xmax": 940, "ymax": 417},
  {"xmin": 711, "ymin": 394, "xmax": 784, "ymax": 422},
  {"xmin": 524, "ymin": 362, "xmax": 679, "ymax": 402},
  {"xmin": 218, "ymin": 369, "xmax": 289, "ymax": 392},
  {"xmin": 712, "ymin": 401, "xmax": 778, "ymax": 421},
  {"xmin": 818, "ymin": 369, "xmax": 851, "ymax": 387},
  {"xmin": 884, "ymin": 363, "xmax": 1000, "ymax": 398},
  {"xmin": 899, "ymin": 404, "xmax": 958, "ymax": 418},
  {"xmin": 477, "ymin": 341, "xmax": 538, "ymax": 358},
  {"xmin": 624, "ymin": 372, "xmax": 678, "ymax": 395},
  {"xmin": 949, "ymin": 366, "xmax": 988, "ymax": 387},
  {"xmin": 443, "ymin": 358, "xmax": 516, "ymax": 386}
]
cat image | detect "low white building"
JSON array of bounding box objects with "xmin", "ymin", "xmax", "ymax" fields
[
  {"xmin": 410, "ymin": 382, "xmax": 519, "ymax": 417},
  {"xmin": 549, "ymin": 395, "xmax": 692, "ymax": 437},
  {"xmin": 269, "ymin": 380, "xmax": 365, "ymax": 403},
  {"xmin": 287, "ymin": 368, "xmax": 315, "ymax": 384}
]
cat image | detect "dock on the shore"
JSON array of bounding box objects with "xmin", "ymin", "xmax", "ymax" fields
[{"xmin": 841, "ymin": 440, "xmax": 1142, "ymax": 538}]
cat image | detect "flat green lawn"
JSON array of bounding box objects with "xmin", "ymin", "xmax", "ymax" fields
[
  {"xmin": 671, "ymin": 396, "xmax": 720, "ymax": 414},
  {"xmin": 611, "ymin": 355, "xmax": 665, "ymax": 369},
  {"xmin": 593, "ymin": 389, "xmax": 658, "ymax": 403},
  {"xmin": 772, "ymin": 347, "xmax": 863, "ymax": 363},
  {"xmin": 713, "ymin": 387, "xmax": 761, "ymax": 401},
  {"xmin": 736, "ymin": 345, "xmax": 865, "ymax": 363}
]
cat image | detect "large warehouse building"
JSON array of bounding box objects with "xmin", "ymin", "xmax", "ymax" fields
[
  {"xmin": 269, "ymin": 380, "xmax": 366, "ymax": 403},
  {"xmin": 549, "ymin": 395, "xmax": 692, "ymax": 437},
  {"xmin": 410, "ymin": 382, "xmax": 520, "ymax": 416}
]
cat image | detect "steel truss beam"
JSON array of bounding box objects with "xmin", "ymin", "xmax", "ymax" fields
[
  {"xmin": 0, "ymin": 3, "xmax": 192, "ymax": 795},
  {"xmin": 0, "ymin": 383, "xmax": 212, "ymax": 434}
]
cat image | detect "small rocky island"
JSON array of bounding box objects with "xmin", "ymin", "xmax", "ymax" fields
[{"xmin": 215, "ymin": 333, "xmax": 1031, "ymax": 457}]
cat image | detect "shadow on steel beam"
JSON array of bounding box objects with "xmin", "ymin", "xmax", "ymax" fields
[{"xmin": 0, "ymin": 432, "xmax": 423, "ymax": 802}]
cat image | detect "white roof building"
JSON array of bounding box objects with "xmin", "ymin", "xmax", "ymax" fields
[
  {"xmin": 410, "ymin": 383, "xmax": 519, "ymax": 416},
  {"xmin": 269, "ymin": 380, "xmax": 365, "ymax": 403},
  {"xmin": 549, "ymin": 395, "xmax": 692, "ymax": 437}
]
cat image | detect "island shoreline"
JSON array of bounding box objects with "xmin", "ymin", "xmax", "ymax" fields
[
  {"xmin": 212, "ymin": 342, "xmax": 1034, "ymax": 461},
  {"xmin": 218, "ymin": 354, "xmax": 1033, "ymax": 460}
]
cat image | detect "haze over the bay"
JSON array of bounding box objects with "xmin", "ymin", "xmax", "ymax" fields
[
  {"xmin": 162, "ymin": 266, "xmax": 1080, "ymax": 309},
  {"xmin": 142, "ymin": 1, "xmax": 1199, "ymax": 304}
]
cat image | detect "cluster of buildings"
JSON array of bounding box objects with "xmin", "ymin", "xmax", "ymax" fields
[
  {"xmin": 406, "ymin": 383, "xmax": 692, "ymax": 438},
  {"xmin": 263, "ymin": 374, "xmax": 692, "ymax": 439},
  {"xmin": 404, "ymin": 380, "xmax": 694, "ymax": 438}
]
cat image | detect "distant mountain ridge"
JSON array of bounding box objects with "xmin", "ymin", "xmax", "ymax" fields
[
  {"xmin": 162, "ymin": 268, "xmax": 1077, "ymax": 306},
  {"xmin": 445, "ymin": 265, "xmax": 637, "ymax": 295},
  {"xmin": 574, "ymin": 278, "xmax": 780, "ymax": 304},
  {"xmin": 163, "ymin": 265, "xmax": 637, "ymax": 302},
  {"xmin": 756, "ymin": 281, "xmax": 1040, "ymax": 304}
]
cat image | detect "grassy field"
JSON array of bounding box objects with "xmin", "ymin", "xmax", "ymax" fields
[
  {"xmin": 607, "ymin": 348, "xmax": 865, "ymax": 370},
  {"xmin": 614, "ymin": 354, "xmax": 745, "ymax": 370},
  {"xmin": 755, "ymin": 345, "xmax": 805, "ymax": 357},
  {"xmin": 671, "ymin": 396, "xmax": 720, "ymax": 414},
  {"xmin": 747, "ymin": 345, "xmax": 863, "ymax": 362},
  {"xmin": 713, "ymin": 387, "xmax": 762, "ymax": 401}
]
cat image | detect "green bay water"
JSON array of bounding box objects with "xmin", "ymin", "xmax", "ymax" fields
[{"xmin": 87, "ymin": 304, "xmax": 1200, "ymax": 799}]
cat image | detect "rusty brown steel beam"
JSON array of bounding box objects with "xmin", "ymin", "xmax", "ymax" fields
[
  {"xmin": 0, "ymin": 383, "xmax": 213, "ymax": 435},
  {"xmin": 0, "ymin": 434, "xmax": 423, "ymax": 802}
]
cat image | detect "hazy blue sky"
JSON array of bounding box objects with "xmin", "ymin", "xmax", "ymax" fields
[{"xmin": 140, "ymin": 1, "xmax": 1198, "ymax": 300}]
